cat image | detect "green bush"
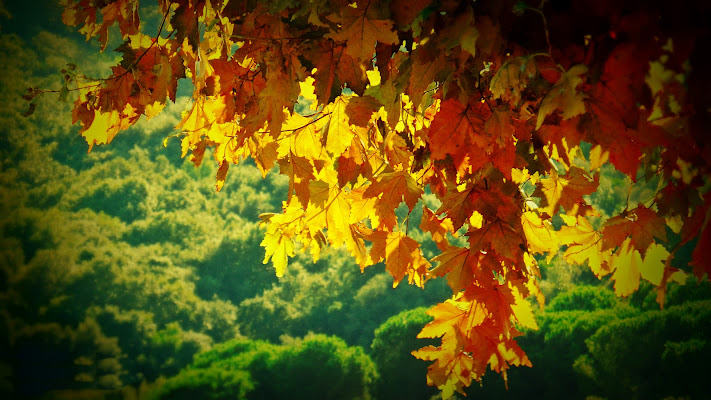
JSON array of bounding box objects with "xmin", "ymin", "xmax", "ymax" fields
[
  {"xmin": 574, "ymin": 300, "xmax": 711, "ymax": 400},
  {"xmin": 547, "ymin": 285, "xmax": 619, "ymax": 312},
  {"xmin": 152, "ymin": 334, "xmax": 377, "ymax": 400},
  {"xmin": 370, "ymin": 307, "xmax": 438, "ymax": 400}
]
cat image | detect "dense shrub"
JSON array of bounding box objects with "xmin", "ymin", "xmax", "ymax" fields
[{"xmin": 152, "ymin": 334, "xmax": 377, "ymax": 400}]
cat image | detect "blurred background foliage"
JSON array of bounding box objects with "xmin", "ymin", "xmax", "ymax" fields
[{"xmin": 1, "ymin": 8, "xmax": 710, "ymax": 400}]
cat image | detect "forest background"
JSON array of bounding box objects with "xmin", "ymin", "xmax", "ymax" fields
[{"xmin": 1, "ymin": 0, "xmax": 710, "ymax": 399}]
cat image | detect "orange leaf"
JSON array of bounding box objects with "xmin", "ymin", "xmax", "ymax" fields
[
  {"xmin": 326, "ymin": 7, "xmax": 399, "ymax": 61},
  {"xmin": 536, "ymin": 64, "xmax": 588, "ymax": 129},
  {"xmin": 420, "ymin": 207, "xmax": 454, "ymax": 251},
  {"xmin": 369, "ymin": 231, "xmax": 429, "ymax": 287},
  {"xmin": 430, "ymin": 246, "xmax": 477, "ymax": 293},
  {"xmin": 534, "ymin": 166, "xmax": 599, "ymax": 216},
  {"xmin": 602, "ymin": 205, "xmax": 667, "ymax": 256}
]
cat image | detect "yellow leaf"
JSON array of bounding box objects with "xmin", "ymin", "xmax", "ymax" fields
[
  {"xmin": 321, "ymin": 97, "xmax": 355, "ymax": 157},
  {"xmin": 588, "ymin": 144, "xmax": 609, "ymax": 171},
  {"xmin": 610, "ymin": 239, "xmax": 643, "ymax": 296},
  {"xmin": 298, "ymin": 76, "xmax": 318, "ymax": 109},
  {"xmin": 261, "ymin": 229, "xmax": 295, "ymax": 277},
  {"xmin": 278, "ymin": 113, "xmax": 323, "ymax": 160},
  {"xmin": 521, "ymin": 211, "xmax": 558, "ymax": 257},
  {"xmin": 371, "ymin": 231, "xmax": 430, "ymax": 288},
  {"xmin": 511, "ymin": 168, "xmax": 530, "ymax": 185},
  {"xmin": 558, "ymin": 215, "xmax": 612, "ymax": 277},
  {"xmin": 82, "ymin": 104, "xmax": 136, "ymax": 150},
  {"xmin": 535, "ymin": 166, "xmax": 598, "ymax": 216},
  {"xmin": 510, "ymin": 284, "xmax": 539, "ymax": 330},
  {"xmin": 640, "ymin": 242, "xmax": 669, "ymax": 286},
  {"xmin": 536, "ymin": 64, "xmax": 588, "ymax": 129},
  {"xmin": 325, "ymin": 189, "xmax": 351, "ymax": 247},
  {"xmin": 665, "ymin": 214, "xmax": 683, "ymax": 234}
]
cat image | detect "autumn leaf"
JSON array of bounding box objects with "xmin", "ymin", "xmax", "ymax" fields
[
  {"xmin": 78, "ymin": 105, "xmax": 137, "ymax": 150},
  {"xmin": 215, "ymin": 161, "xmax": 229, "ymax": 192},
  {"xmin": 171, "ymin": 0, "xmax": 202, "ymax": 50},
  {"xmin": 467, "ymin": 219, "xmax": 524, "ymax": 263},
  {"xmin": 326, "ymin": 6, "xmax": 399, "ymax": 61},
  {"xmin": 429, "ymin": 246, "xmax": 477, "ymax": 293},
  {"xmin": 344, "ymin": 95, "xmax": 381, "ymax": 126},
  {"xmin": 420, "ymin": 206, "xmax": 455, "ymax": 251},
  {"xmin": 534, "ymin": 166, "xmax": 599, "ymax": 216},
  {"xmin": 521, "ymin": 211, "xmax": 558, "ymax": 257},
  {"xmin": 490, "ymin": 56, "xmax": 537, "ymax": 108},
  {"xmin": 609, "ymin": 239, "xmax": 669, "ymax": 297},
  {"xmin": 558, "ymin": 215, "xmax": 611, "ymax": 276},
  {"xmin": 364, "ymin": 170, "xmax": 423, "ymax": 211},
  {"xmin": 436, "ymin": 184, "xmax": 480, "ymax": 232},
  {"xmin": 321, "ymin": 97, "xmax": 355, "ymax": 157},
  {"xmin": 261, "ymin": 229, "xmax": 295, "ymax": 278},
  {"xmin": 428, "ymin": 98, "xmax": 492, "ymax": 172},
  {"xmin": 536, "ymin": 64, "xmax": 588, "ymax": 129},
  {"xmin": 390, "ymin": 0, "xmax": 431, "ymax": 27},
  {"xmin": 416, "ymin": 299, "xmax": 468, "ymax": 339},
  {"xmin": 510, "ymin": 283, "xmax": 538, "ymax": 330},
  {"xmin": 602, "ymin": 205, "xmax": 668, "ymax": 256},
  {"xmin": 367, "ymin": 231, "xmax": 429, "ymax": 287}
]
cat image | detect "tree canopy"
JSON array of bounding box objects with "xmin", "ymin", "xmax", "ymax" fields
[{"xmin": 25, "ymin": 0, "xmax": 711, "ymax": 396}]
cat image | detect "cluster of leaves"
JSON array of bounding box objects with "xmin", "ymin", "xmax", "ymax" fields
[
  {"xmin": 1, "ymin": 31, "xmax": 449, "ymax": 397},
  {"xmin": 43, "ymin": 0, "xmax": 711, "ymax": 396},
  {"xmin": 463, "ymin": 282, "xmax": 711, "ymax": 399}
]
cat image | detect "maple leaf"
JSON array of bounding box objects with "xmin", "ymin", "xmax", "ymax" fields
[
  {"xmin": 510, "ymin": 283, "xmax": 538, "ymax": 330},
  {"xmin": 326, "ymin": 6, "xmax": 399, "ymax": 61},
  {"xmin": 467, "ymin": 219, "xmax": 524, "ymax": 263},
  {"xmin": 215, "ymin": 161, "xmax": 229, "ymax": 192},
  {"xmin": 364, "ymin": 170, "xmax": 422, "ymax": 219},
  {"xmin": 534, "ymin": 166, "xmax": 599, "ymax": 216},
  {"xmin": 602, "ymin": 205, "xmax": 668, "ymax": 256},
  {"xmin": 321, "ymin": 97, "xmax": 356, "ymax": 157},
  {"xmin": 536, "ymin": 65, "xmax": 588, "ymax": 129},
  {"xmin": 420, "ymin": 206, "xmax": 454, "ymax": 251},
  {"xmin": 407, "ymin": 47, "xmax": 448, "ymax": 107},
  {"xmin": 383, "ymin": 131, "xmax": 412, "ymax": 169},
  {"xmin": 77, "ymin": 105, "xmax": 138, "ymax": 150},
  {"xmin": 337, "ymin": 143, "xmax": 372, "ymax": 187},
  {"xmin": 429, "ymin": 246, "xmax": 478, "ymax": 293},
  {"xmin": 520, "ymin": 211, "xmax": 558, "ymax": 257},
  {"xmin": 344, "ymin": 95, "xmax": 381, "ymax": 126},
  {"xmin": 463, "ymin": 284, "xmax": 518, "ymax": 335},
  {"xmin": 490, "ymin": 56, "xmax": 537, "ymax": 108},
  {"xmin": 172, "ymin": 0, "xmax": 204, "ymax": 50},
  {"xmin": 259, "ymin": 202, "xmax": 306, "ymax": 276},
  {"xmin": 390, "ymin": 0, "xmax": 431, "ymax": 27},
  {"xmin": 436, "ymin": 184, "xmax": 480, "ymax": 232},
  {"xmin": 278, "ymin": 153, "xmax": 315, "ymax": 203},
  {"xmin": 428, "ymin": 98, "xmax": 492, "ymax": 172},
  {"xmin": 349, "ymin": 188, "xmax": 380, "ymax": 227},
  {"xmin": 62, "ymin": 0, "xmax": 140, "ymax": 50},
  {"xmin": 279, "ymin": 113, "xmax": 326, "ymax": 161},
  {"xmin": 261, "ymin": 230, "xmax": 295, "ymax": 278},
  {"xmin": 558, "ymin": 215, "xmax": 612, "ymax": 277},
  {"xmin": 368, "ymin": 231, "xmax": 429, "ymax": 287},
  {"xmin": 610, "ymin": 240, "xmax": 669, "ymax": 297},
  {"xmin": 416, "ymin": 299, "xmax": 468, "ymax": 339}
]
